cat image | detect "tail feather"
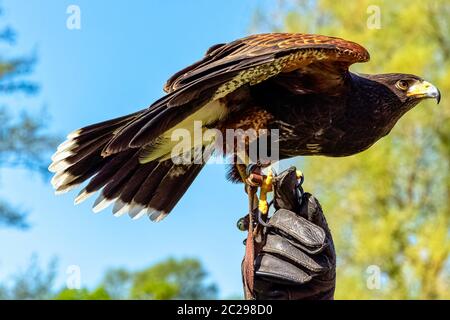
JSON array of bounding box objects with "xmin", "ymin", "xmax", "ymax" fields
[
  {"xmin": 65, "ymin": 133, "xmax": 111, "ymax": 158},
  {"xmin": 54, "ymin": 159, "xmax": 109, "ymax": 194},
  {"xmin": 119, "ymin": 163, "xmax": 159, "ymax": 204},
  {"xmin": 147, "ymin": 163, "xmax": 205, "ymax": 221},
  {"xmin": 49, "ymin": 110, "xmax": 207, "ymax": 221},
  {"xmin": 99, "ymin": 152, "xmax": 141, "ymax": 200},
  {"xmin": 73, "ymin": 110, "xmax": 143, "ymax": 138},
  {"xmin": 83, "ymin": 151, "xmax": 135, "ymax": 194},
  {"xmin": 101, "ymin": 102, "xmax": 169, "ymax": 156},
  {"xmin": 50, "ymin": 112, "xmax": 142, "ymax": 191},
  {"xmin": 132, "ymin": 161, "xmax": 173, "ymax": 204}
]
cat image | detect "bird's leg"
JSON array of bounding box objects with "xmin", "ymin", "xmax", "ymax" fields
[
  {"xmin": 236, "ymin": 163, "xmax": 270, "ymax": 240},
  {"xmin": 236, "ymin": 163, "xmax": 258, "ymax": 231},
  {"xmin": 237, "ymin": 163, "xmax": 259, "ymax": 215},
  {"xmin": 236, "ymin": 164, "xmax": 250, "ymax": 185}
]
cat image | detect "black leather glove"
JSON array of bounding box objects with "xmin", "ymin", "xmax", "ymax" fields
[{"xmin": 245, "ymin": 167, "xmax": 336, "ymax": 300}]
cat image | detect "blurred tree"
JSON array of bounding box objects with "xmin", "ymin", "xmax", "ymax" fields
[
  {"xmin": 73, "ymin": 258, "xmax": 218, "ymax": 300},
  {"xmin": 0, "ymin": 254, "xmax": 57, "ymax": 299},
  {"xmin": 54, "ymin": 287, "xmax": 111, "ymax": 300},
  {"xmin": 130, "ymin": 258, "xmax": 218, "ymax": 300},
  {"xmin": 1, "ymin": 257, "xmax": 218, "ymax": 300},
  {"xmin": 0, "ymin": 6, "xmax": 58, "ymax": 229},
  {"xmin": 254, "ymin": 0, "xmax": 449, "ymax": 299},
  {"xmin": 100, "ymin": 268, "xmax": 132, "ymax": 299}
]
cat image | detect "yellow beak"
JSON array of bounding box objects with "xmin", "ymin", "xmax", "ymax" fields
[{"xmin": 407, "ymin": 80, "xmax": 441, "ymax": 104}]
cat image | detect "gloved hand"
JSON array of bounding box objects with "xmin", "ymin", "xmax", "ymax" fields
[{"xmin": 243, "ymin": 167, "xmax": 336, "ymax": 300}]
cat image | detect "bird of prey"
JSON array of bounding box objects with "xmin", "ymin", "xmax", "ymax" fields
[{"xmin": 49, "ymin": 33, "xmax": 441, "ymax": 222}]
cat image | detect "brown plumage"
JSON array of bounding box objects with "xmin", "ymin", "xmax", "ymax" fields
[{"xmin": 49, "ymin": 33, "xmax": 441, "ymax": 222}]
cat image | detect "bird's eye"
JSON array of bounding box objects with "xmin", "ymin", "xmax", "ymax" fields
[{"xmin": 396, "ymin": 80, "xmax": 409, "ymax": 91}]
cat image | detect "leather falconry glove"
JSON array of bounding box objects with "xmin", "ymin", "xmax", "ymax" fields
[{"xmin": 242, "ymin": 167, "xmax": 336, "ymax": 300}]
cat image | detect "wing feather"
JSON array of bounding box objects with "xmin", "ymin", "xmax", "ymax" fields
[{"xmin": 104, "ymin": 33, "xmax": 369, "ymax": 155}]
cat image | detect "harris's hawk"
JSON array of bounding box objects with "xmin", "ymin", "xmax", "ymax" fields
[{"xmin": 49, "ymin": 33, "xmax": 441, "ymax": 221}]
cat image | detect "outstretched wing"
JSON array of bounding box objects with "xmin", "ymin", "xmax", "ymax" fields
[
  {"xmin": 103, "ymin": 33, "xmax": 369, "ymax": 155},
  {"xmin": 164, "ymin": 33, "xmax": 369, "ymax": 94}
]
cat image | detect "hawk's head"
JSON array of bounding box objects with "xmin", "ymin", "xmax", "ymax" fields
[
  {"xmin": 356, "ymin": 73, "xmax": 441, "ymax": 125},
  {"xmin": 362, "ymin": 73, "xmax": 441, "ymax": 107}
]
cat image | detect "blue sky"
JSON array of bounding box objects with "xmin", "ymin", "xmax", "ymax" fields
[{"xmin": 0, "ymin": 0, "xmax": 289, "ymax": 298}]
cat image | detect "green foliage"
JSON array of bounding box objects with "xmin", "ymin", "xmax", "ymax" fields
[
  {"xmin": 130, "ymin": 258, "xmax": 218, "ymax": 300},
  {"xmin": 53, "ymin": 258, "xmax": 218, "ymax": 300},
  {"xmin": 100, "ymin": 268, "xmax": 132, "ymax": 299},
  {"xmin": 54, "ymin": 287, "xmax": 111, "ymax": 300},
  {"xmin": 0, "ymin": 257, "xmax": 218, "ymax": 300},
  {"xmin": 255, "ymin": 0, "xmax": 450, "ymax": 299}
]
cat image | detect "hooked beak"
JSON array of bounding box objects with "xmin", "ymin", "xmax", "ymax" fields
[{"xmin": 407, "ymin": 80, "xmax": 441, "ymax": 104}]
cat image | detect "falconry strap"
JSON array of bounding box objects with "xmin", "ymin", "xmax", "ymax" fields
[
  {"xmin": 241, "ymin": 169, "xmax": 304, "ymax": 299},
  {"xmin": 242, "ymin": 171, "xmax": 269, "ymax": 299},
  {"xmin": 243, "ymin": 186, "xmax": 257, "ymax": 300}
]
